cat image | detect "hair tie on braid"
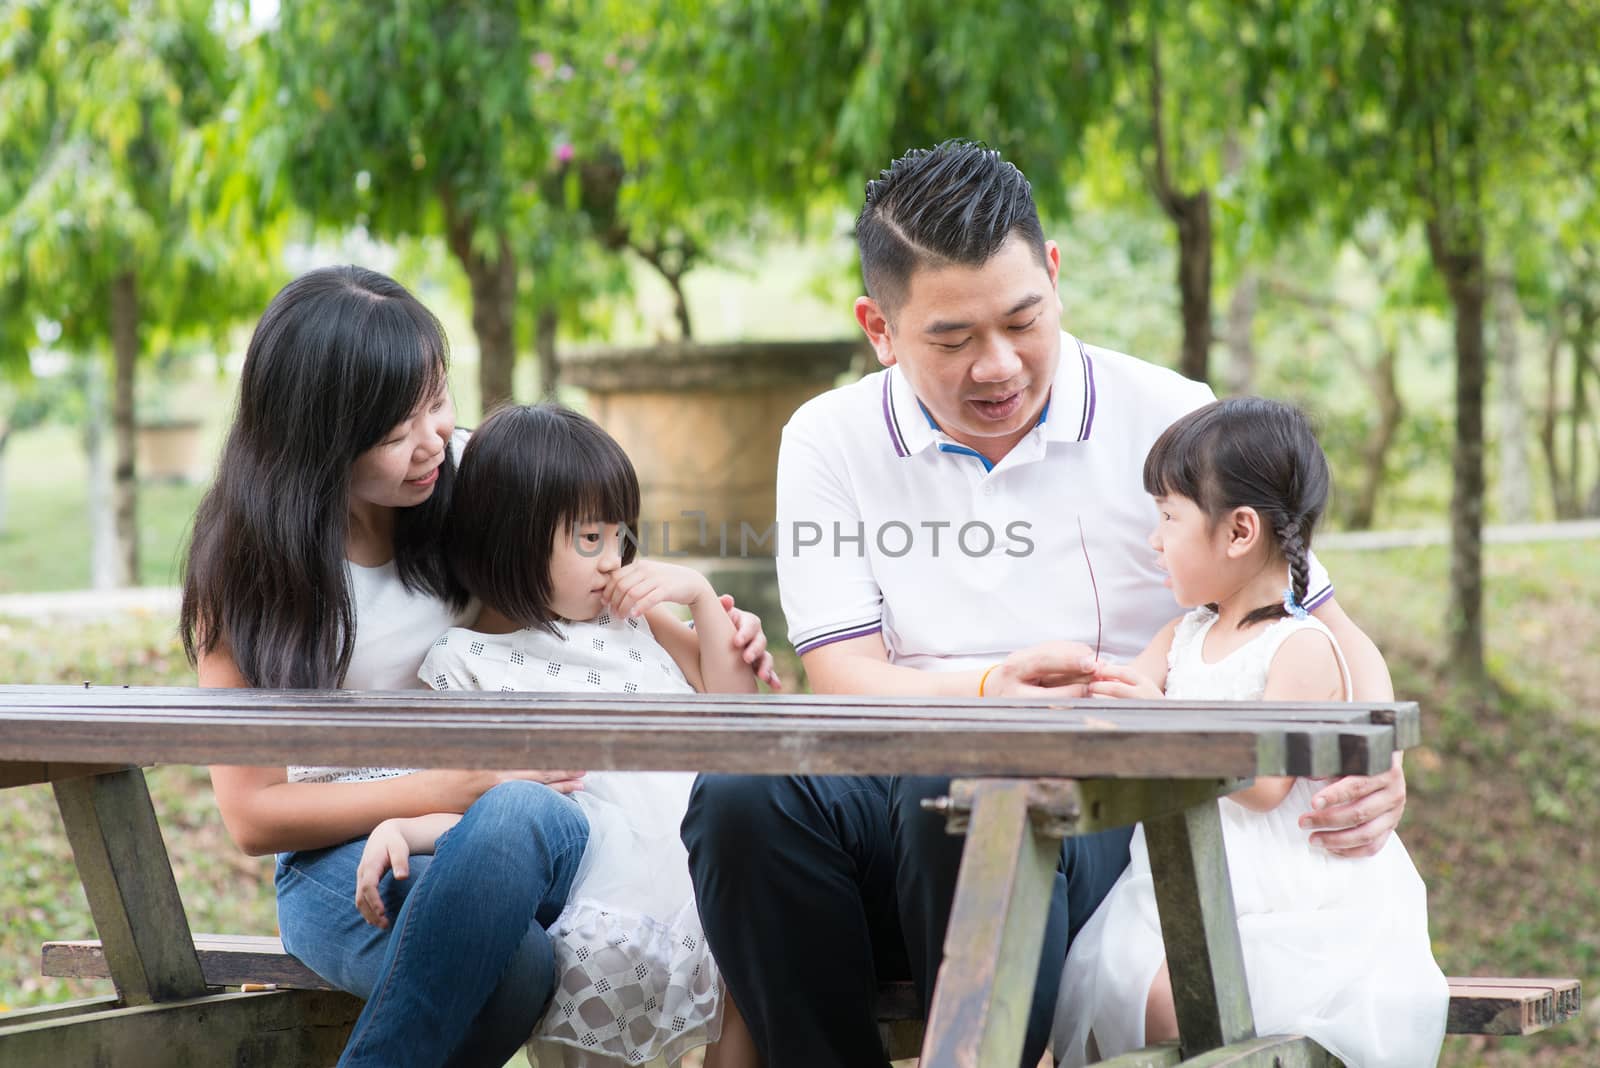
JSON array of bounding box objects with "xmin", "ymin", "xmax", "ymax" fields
[{"xmin": 1282, "ymin": 585, "xmax": 1310, "ymax": 620}]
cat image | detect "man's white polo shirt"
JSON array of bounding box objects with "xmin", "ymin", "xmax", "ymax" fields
[{"xmin": 775, "ymin": 331, "xmax": 1332, "ymax": 671}]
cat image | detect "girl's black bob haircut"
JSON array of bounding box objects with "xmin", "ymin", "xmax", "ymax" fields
[
  {"xmin": 1143, "ymin": 396, "xmax": 1331, "ymax": 627},
  {"xmin": 447, "ymin": 404, "xmax": 640, "ymax": 634}
]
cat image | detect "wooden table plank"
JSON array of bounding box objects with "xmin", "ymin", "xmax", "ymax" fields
[
  {"xmin": 0, "ymin": 762, "xmax": 130, "ymax": 789},
  {"xmin": 0, "ymin": 709, "xmax": 1398, "ymax": 779},
  {"xmin": 0, "ymin": 684, "xmax": 1421, "ymax": 735}
]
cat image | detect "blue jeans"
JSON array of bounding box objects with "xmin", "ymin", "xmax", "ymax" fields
[
  {"xmin": 682, "ymin": 774, "xmax": 1134, "ymax": 1068},
  {"xmin": 275, "ymin": 781, "xmax": 589, "ymax": 1068}
]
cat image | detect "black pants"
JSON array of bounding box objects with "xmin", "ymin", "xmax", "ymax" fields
[{"xmin": 681, "ymin": 774, "xmax": 1134, "ymax": 1068}]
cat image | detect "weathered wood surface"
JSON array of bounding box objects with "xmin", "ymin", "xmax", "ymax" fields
[
  {"xmin": 0, "ymin": 683, "xmax": 1422, "ymax": 738},
  {"xmin": 51, "ymin": 770, "xmax": 209, "ymax": 1006},
  {"xmin": 919, "ymin": 780, "xmax": 1061, "ymax": 1068},
  {"xmin": 0, "ymin": 989, "xmax": 360, "ymax": 1067},
  {"xmin": 1144, "ymin": 802, "xmax": 1256, "ymax": 1054},
  {"xmin": 0, "ymin": 761, "xmax": 129, "ymax": 788},
  {"xmin": 45, "ymin": 934, "xmax": 334, "ymax": 991},
  {"xmin": 1165, "ymin": 1034, "xmax": 1342, "ymax": 1066},
  {"xmin": 1444, "ymin": 976, "xmax": 1583, "ymax": 1035},
  {"xmin": 0, "ymin": 685, "xmax": 1407, "ymax": 779}
]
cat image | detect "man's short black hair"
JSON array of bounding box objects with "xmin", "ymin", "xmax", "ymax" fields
[
  {"xmin": 447, "ymin": 404, "xmax": 640, "ymax": 635},
  {"xmin": 855, "ymin": 140, "xmax": 1048, "ymax": 320}
]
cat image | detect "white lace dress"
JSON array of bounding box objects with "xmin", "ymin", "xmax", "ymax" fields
[
  {"xmin": 1052, "ymin": 608, "xmax": 1448, "ymax": 1068},
  {"xmin": 420, "ymin": 612, "xmax": 721, "ymax": 1068}
]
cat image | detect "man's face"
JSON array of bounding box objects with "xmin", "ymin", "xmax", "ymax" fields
[{"xmin": 856, "ymin": 235, "xmax": 1063, "ymax": 462}]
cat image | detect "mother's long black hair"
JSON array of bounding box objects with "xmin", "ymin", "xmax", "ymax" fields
[{"xmin": 181, "ymin": 266, "xmax": 464, "ymax": 688}]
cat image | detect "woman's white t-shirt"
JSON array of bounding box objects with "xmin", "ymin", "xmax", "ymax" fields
[{"xmin": 287, "ymin": 559, "xmax": 474, "ymax": 785}]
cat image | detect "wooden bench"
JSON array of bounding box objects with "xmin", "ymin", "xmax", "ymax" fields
[
  {"xmin": 0, "ymin": 684, "xmax": 1582, "ymax": 1066},
  {"xmin": 38, "ymin": 936, "xmax": 1584, "ymax": 1055}
]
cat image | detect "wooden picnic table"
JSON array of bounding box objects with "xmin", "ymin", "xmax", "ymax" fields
[{"xmin": 0, "ymin": 682, "xmax": 1419, "ymax": 1066}]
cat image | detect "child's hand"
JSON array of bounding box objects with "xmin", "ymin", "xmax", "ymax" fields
[
  {"xmin": 604, "ymin": 559, "xmax": 714, "ymax": 619},
  {"xmin": 355, "ymin": 819, "xmax": 413, "ymax": 929},
  {"xmin": 1089, "ymin": 662, "xmax": 1165, "ymax": 701}
]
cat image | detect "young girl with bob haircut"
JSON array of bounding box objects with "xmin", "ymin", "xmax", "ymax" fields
[
  {"xmin": 354, "ymin": 402, "xmax": 759, "ymax": 1068},
  {"xmin": 181, "ymin": 267, "xmax": 775, "ymax": 1068},
  {"xmin": 1052, "ymin": 397, "xmax": 1448, "ymax": 1068}
]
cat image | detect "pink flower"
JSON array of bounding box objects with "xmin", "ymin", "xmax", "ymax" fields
[
  {"xmin": 533, "ymin": 51, "xmax": 555, "ymax": 72},
  {"xmin": 555, "ymin": 143, "xmax": 575, "ymax": 164}
]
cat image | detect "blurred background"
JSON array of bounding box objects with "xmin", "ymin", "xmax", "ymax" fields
[{"xmin": 1, "ymin": 1, "xmax": 1598, "ymax": 1062}]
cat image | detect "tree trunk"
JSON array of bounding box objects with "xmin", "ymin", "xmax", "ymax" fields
[
  {"xmin": 84, "ymin": 358, "xmax": 119, "ymax": 591},
  {"xmin": 110, "ymin": 272, "xmax": 139, "ymax": 587},
  {"xmin": 1491, "ymin": 272, "xmax": 1534, "ymax": 521},
  {"xmin": 536, "ymin": 306, "xmax": 559, "ymax": 400},
  {"xmin": 1348, "ymin": 335, "xmax": 1404, "ymax": 531},
  {"xmin": 1168, "ymin": 191, "xmax": 1212, "ymax": 385},
  {"xmin": 1146, "ymin": 32, "xmax": 1213, "ymax": 385},
  {"xmin": 1568, "ymin": 307, "xmax": 1593, "ymax": 515},
  {"xmin": 0, "ymin": 428, "xmax": 9, "ymax": 536},
  {"xmin": 1539, "ymin": 329, "xmax": 1574, "ymax": 517},
  {"xmin": 441, "ymin": 192, "xmax": 519, "ymax": 414},
  {"xmin": 1428, "ymin": 221, "xmax": 1487, "ymax": 687},
  {"xmin": 1222, "ymin": 271, "xmax": 1257, "ymax": 396}
]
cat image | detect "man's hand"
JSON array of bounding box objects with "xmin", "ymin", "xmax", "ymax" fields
[
  {"xmin": 1302, "ymin": 752, "xmax": 1407, "ymax": 857},
  {"xmin": 987, "ymin": 641, "xmax": 1098, "ymax": 697}
]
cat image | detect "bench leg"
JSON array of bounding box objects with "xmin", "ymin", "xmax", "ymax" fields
[
  {"xmin": 52, "ymin": 769, "xmax": 209, "ymax": 1004},
  {"xmin": 919, "ymin": 779, "xmax": 1061, "ymax": 1067},
  {"xmin": 1143, "ymin": 800, "xmax": 1255, "ymax": 1056}
]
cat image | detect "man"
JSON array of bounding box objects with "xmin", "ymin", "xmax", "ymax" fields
[{"xmin": 682, "ymin": 141, "xmax": 1406, "ymax": 1067}]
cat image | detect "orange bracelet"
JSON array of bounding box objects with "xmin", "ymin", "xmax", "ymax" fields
[{"xmin": 978, "ymin": 663, "xmax": 1000, "ymax": 697}]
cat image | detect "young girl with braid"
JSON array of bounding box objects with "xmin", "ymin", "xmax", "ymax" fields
[{"xmin": 1052, "ymin": 398, "xmax": 1448, "ymax": 1068}]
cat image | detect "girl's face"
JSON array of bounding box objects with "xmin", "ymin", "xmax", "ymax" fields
[
  {"xmin": 349, "ymin": 385, "xmax": 455, "ymax": 512},
  {"xmin": 548, "ymin": 520, "xmax": 625, "ymax": 622},
  {"xmin": 1149, "ymin": 493, "xmax": 1232, "ymax": 607}
]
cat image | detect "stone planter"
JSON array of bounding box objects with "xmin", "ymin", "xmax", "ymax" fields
[
  {"xmin": 136, "ymin": 418, "xmax": 206, "ymax": 483},
  {"xmin": 562, "ymin": 339, "xmax": 864, "ymax": 655}
]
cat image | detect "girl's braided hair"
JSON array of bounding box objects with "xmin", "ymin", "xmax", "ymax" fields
[{"xmin": 1143, "ymin": 397, "xmax": 1331, "ymax": 627}]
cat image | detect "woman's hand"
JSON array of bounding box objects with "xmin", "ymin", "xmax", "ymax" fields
[
  {"xmin": 414, "ymin": 769, "xmax": 586, "ymax": 812},
  {"xmin": 722, "ymin": 595, "xmax": 782, "ymax": 690},
  {"xmin": 1088, "ymin": 662, "xmax": 1165, "ymax": 701}
]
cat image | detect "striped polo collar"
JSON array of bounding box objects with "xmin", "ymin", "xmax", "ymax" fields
[{"xmin": 881, "ymin": 330, "xmax": 1097, "ymax": 459}]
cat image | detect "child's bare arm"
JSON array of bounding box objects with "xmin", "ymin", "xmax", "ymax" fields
[
  {"xmin": 355, "ymin": 813, "xmax": 462, "ymax": 928},
  {"xmin": 1233, "ymin": 628, "xmax": 1349, "ymax": 812}
]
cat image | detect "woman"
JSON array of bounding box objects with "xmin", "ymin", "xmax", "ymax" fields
[{"xmin": 181, "ymin": 266, "xmax": 776, "ymax": 1067}]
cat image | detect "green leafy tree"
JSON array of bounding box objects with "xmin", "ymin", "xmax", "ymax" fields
[
  {"xmin": 1262, "ymin": 0, "xmax": 1600, "ymax": 685},
  {"xmin": 633, "ymin": 1, "xmax": 1115, "ymax": 234},
  {"xmin": 267, "ymin": 1, "xmax": 544, "ymax": 411},
  {"xmin": 0, "ymin": 0, "xmax": 269, "ymax": 585}
]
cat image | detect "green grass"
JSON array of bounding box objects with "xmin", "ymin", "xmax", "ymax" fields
[{"xmin": 2, "ymin": 544, "xmax": 1597, "ymax": 1062}]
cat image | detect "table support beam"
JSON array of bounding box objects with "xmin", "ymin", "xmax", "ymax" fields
[
  {"xmin": 1144, "ymin": 801, "xmax": 1255, "ymax": 1055},
  {"xmin": 52, "ymin": 770, "xmax": 209, "ymax": 1005},
  {"xmin": 919, "ymin": 779, "xmax": 1062, "ymax": 1067}
]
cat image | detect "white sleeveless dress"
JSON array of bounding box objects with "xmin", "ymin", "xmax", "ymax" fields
[
  {"xmin": 1052, "ymin": 608, "xmax": 1448, "ymax": 1067},
  {"xmin": 419, "ymin": 611, "xmax": 721, "ymax": 1068}
]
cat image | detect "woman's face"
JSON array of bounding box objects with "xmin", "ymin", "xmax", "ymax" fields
[{"xmin": 349, "ymin": 384, "xmax": 456, "ymax": 511}]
